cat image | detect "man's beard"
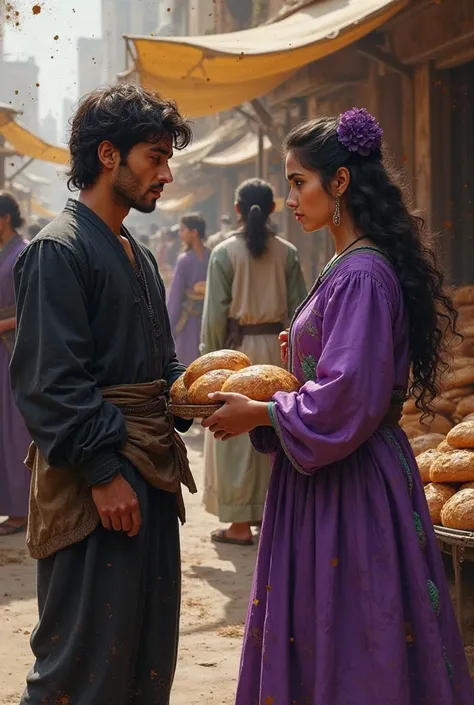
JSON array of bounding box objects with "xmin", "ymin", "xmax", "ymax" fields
[{"xmin": 112, "ymin": 164, "xmax": 158, "ymax": 214}]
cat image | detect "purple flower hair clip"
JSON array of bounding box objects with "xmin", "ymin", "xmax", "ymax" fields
[{"xmin": 337, "ymin": 107, "xmax": 383, "ymax": 157}]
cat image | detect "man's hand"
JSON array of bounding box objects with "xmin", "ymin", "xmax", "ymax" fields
[{"xmin": 91, "ymin": 474, "xmax": 142, "ymax": 537}]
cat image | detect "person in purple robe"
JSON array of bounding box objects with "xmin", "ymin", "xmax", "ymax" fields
[
  {"xmin": 167, "ymin": 212, "xmax": 210, "ymax": 367},
  {"xmin": 203, "ymin": 109, "xmax": 473, "ymax": 704},
  {"xmin": 0, "ymin": 192, "xmax": 31, "ymax": 536}
]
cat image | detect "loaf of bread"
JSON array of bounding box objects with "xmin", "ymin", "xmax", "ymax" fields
[
  {"xmin": 402, "ymin": 415, "xmax": 453, "ymax": 437},
  {"xmin": 183, "ymin": 350, "xmax": 251, "ymax": 389},
  {"xmin": 446, "ymin": 420, "xmax": 474, "ymax": 449},
  {"xmin": 410, "ymin": 434, "xmax": 446, "ymax": 457},
  {"xmin": 404, "ymin": 397, "xmax": 455, "ymax": 418},
  {"xmin": 221, "ymin": 365, "xmax": 300, "ymax": 401},
  {"xmin": 442, "ymin": 386, "xmax": 474, "ymax": 401},
  {"xmin": 441, "ymin": 367, "xmax": 474, "ymax": 391},
  {"xmin": 454, "ymin": 286, "xmax": 474, "ymax": 307},
  {"xmin": 451, "ymin": 357, "xmax": 474, "ymax": 371},
  {"xmin": 170, "ymin": 375, "xmax": 189, "ymax": 405},
  {"xmin": 441, "ymin": 487, "xmax": 474, "ymax": 530},
  {"xmin": 417, "ymin": 449, "xmax": 441, "ymax": 483},
  {"xmin": 437, "ymin": 439, "xmax": 454, "ymax": 453},
  {"xmin": 187, "ymin": 369, "xmax": 235, "ymax": 405},
  {"xmin": 455, "ymin": 395, "xmax": 474, "ymax": 419},
  {"xmin": 430, "ymin": 449, "xmax": 474, "ymax": 483},
  {"xmin": 424, "ymin": 483, "xmax": 457, "ymax": 525}
]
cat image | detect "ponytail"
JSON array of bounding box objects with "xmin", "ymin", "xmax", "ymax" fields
[{"xmin": 235, "ymin": 178, "xmax": 274, "ymax": 259}]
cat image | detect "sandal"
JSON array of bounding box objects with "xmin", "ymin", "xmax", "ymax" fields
[
  {"xmin": 211, "ymin": 529, "xmax": 253, "ymax": 546},
  {"xmin": 0, "ymin": 522, "xmax": 26, "ymax": 536}
]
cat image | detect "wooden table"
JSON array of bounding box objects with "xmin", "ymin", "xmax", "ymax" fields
[{"xmin": 434, "ymin": 526, "xmax": 474, "ymax": 640}]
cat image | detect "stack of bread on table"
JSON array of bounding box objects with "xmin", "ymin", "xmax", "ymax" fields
[
  {"xmin": 402, "ymin": 286, "xmax": 474, "ymax": 530},
  {"xmin": 169, "ymin": 350, "xmax": 300, "ymax": 415}
]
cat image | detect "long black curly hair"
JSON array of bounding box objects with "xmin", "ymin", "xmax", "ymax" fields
[{"xmin": 284, "ymin": 116, "xmax": 458, "ymax": 417}]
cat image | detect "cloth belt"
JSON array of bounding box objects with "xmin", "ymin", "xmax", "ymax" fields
[{"xmin": 380, "ymin": 390, "xmax": 406, "ymax": 428}]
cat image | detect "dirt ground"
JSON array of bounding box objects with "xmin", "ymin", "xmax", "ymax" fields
[{"xmin": 0, "ymin": 426, "xmax": 473, "ymax": 704}]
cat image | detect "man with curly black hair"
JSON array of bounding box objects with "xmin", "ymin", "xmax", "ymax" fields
[{"xmin": 10, "ymin": 84, "xmax": 195, "ymax": 705}]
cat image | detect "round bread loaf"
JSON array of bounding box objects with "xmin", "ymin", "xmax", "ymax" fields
[
  {"xmin": 463, "ymin": 413, "xmax": 474, "ymax": 423},
  {"xmin": 454, "ymin": 286, "xmax": 474, "ymax": 306},
  {"xmin": 424, "ymin": 483, "xmax": 457, "ymax": 525},
  {"xmin": 446, "ymin": 420, "xmax": 474, "ymax": 449},
  {"xmin": 404, "ymin": 397, "xmax": 455, "ymax": 418},
  {"xmin": 461, "ymin": 324, "xmax": 474, "ymax": 339},
  {"xmin": 410, "ymin": 434, "xmax": 446, "ymax": 457},
  {"xmin": 451, "ymin": 357, "xmax": 474, "ymax": 371},
  {"xmin": 461, "ymin": 482, "xmax": 474, "ymax": 490},
  {"xmin": 408, "ymin": 415, "xmax": 453, "ymax": 437},
  {"xmin": 455, "ymin": 395, "xmax": 474, "ymax": 419},
  {"xmin": 441, "ymin": 367, "xmax": 474, "ymax": 391},
  {"xmin": 441, "ymin": 488, "xmax": 474, "ymax": 530},
  {"xmin": 169, "ymin": 375, "xmax": 189, "ymax": 405},
  {"xmin": 187, "ymin": 369, "xmax": 235, "ymax": 405},
  {"xmin": 404, "ymin": 425, "xmax": 425, "ymax": 439},
  {"xmin": 183, "ymin": 350, "xmax": 251, "ymax": 389},
  {"xmin": 442, "ymin": 386, "xmax": 474, "ymax": 401},
  {"xmin": 221, "ymin": 365, "xmax": 300, "ymax": 401},
  {"xmin": 454, "ymin": 339, "xmax": 474, "ymax": 357},
  {"xmin": 417, "ymin": 449, "xmax": 441, "ymax": 483},
  {"xmin": 437, "ymin": 439, "xmax": 455, "ymax": 453},
  {"xmin": 430, "ymin": 449, "xmax": 474, "ymax": 483}
]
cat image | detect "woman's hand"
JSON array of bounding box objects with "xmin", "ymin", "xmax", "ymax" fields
[
  {"xmin": 0, "ymin": 317, "xmax": 15, "ymax": 335},
  {"xmin": 279, "ymin": 329, "xmax": 289, "ymax": 365},
  {"xmin": 202, "ymin": 392, "xmax": 271, "ymax": 440}
]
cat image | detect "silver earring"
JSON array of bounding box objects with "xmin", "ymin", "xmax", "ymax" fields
[{"xmin": 333, "ymin": 194, "xmax": 341, "ymax": 226}]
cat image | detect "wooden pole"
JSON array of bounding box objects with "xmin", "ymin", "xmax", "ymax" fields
[
  {"xmin": 0, "ymin": 135, "xmax": 5, "ymax": 190},
  {"xmin": 257, "ymin": 127, "xmax": 264, "ymax": 179},
  {"xmin": 413, "ymin": 63, "xmax": 433, "ymax": 228}
]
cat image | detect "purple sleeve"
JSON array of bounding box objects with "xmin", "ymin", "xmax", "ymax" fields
[
  {"xmin": 269, "ymin": 271, "xmax": 396, "ymax": 475},
  {"xmin": 167, "ymin": 255, "xmax": 186, "ymax": 335},
  {"xmin": 249, "ymin": 427, "xmax": 280, "ymax": 454}
]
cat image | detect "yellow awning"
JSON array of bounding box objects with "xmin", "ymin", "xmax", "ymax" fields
[
  {"xmin": 31, "ymin": 199, "xmax": 58, "ymax": 219},
  {"xmin": 203, "ymin": 132, "xmax": 271, "ymax": 167},
  {"xmin": 0, "ymin": 108, "xmax": 69, "ymax": 166},
  {"xmin": 173, "ymin": 118, "xmax": 244, "ymax": 167},
  {"xmin": 124, "ymin": 0, "xmax": 408, "ymax": 118},
  {"xmin": 158, "ymin": 184, "xmax": 214, "ymax": 213}
]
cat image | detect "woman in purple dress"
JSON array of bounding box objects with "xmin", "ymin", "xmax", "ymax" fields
[
  {"xmin": 203, "ymin": 110, "xmax": 473, "ymax": 704},
  {"xmin": 0, "ymin": 192, "xmax": 31, "ymax": 536},
  {"xmin": 167, "ymin": 213, "xmax": 210, "ymax": 367}
]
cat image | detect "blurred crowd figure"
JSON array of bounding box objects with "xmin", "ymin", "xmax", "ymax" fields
[
  {"xmin": 206, "ymin": 213, "xmax": 232, "ymax": 250},
  {"xmin": 201, "ymin": 179, "xmax": 306, "ymax": 545},
  {"xmin": 0, "ymin": 192, "xmax": 31, "ymax": 536},
  {"xmin": 167, "ymin": 214, "xmax": 210, "ymax": 366}
]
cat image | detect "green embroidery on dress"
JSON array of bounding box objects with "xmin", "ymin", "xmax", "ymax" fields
[
  {"xmin": 301, "ymin": 354, "xmax": 317, "ymax": 382},
  {"xmin": 443, "ymin": 645, "xmax": 453, "ymax": 679},
  {"xmin": 427, "ymin": 580, "xmax": 441, "ymax": 616},
  {"xmin": 413, "ymin": 512, "xmax": 426, "ymax": 549},
  {"xmin": 380, "ymin": 429, "xmax": 413, "ymax": 497}
]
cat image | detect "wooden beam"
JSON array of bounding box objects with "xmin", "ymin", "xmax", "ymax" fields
[
  {"xmin": 400, "ymin": 74, "xmax": 414, "ymax": 190},
  {"xmin": 413, "ymin": 63, "xmax": 433, "ymax": 227},
  {"xmin": 357, "ymin": 44, "xmax": 411, "ymax": 78},
  {"xmin": 249, "ymin": 98, "xmax": 282, "ymax": 150},
  {"xmin": 267, "ymin": 48, "xmax": 366, "ymax": 107},
  {"xmin": 389, "ymin": 0, "xmax": 474, "ymax": 65}
]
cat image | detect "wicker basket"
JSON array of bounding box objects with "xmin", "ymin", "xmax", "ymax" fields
[{"xmin": 169, "ymin": 402, "xmax": 223, "ymax": 420}]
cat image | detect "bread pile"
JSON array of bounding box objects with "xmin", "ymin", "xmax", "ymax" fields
[
  {"xmin": 169, "ymin": 350, "xmax": 300, "ymax": 407},
  {"xmin": 404, "ymin": 286, "xmax": 474, "ymax": 530}
]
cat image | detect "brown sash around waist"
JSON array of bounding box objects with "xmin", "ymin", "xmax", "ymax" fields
[
  {"xmin": 380, "ymin": 390, "xmax": 406, "ymax": 428},
  {"xmin": 240, "ymin": 322, "xmax": 284, "ymax": 337}
]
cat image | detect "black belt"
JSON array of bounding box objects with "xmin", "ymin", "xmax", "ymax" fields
[{"xmin": 240, "ymin": 322, "xmax": 284, "ymax": 337}]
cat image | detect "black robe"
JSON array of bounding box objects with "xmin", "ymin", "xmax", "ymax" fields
[{"xmin": 10, "ymin": 199, "xmax": 190, "ymax": 705}]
